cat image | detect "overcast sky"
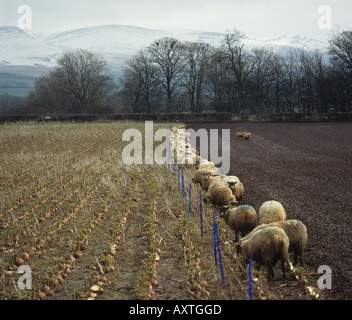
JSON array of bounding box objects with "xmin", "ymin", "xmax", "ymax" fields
[{"xmin": 0, "ymin": 0, "xmax": 351, "ymax": 41}]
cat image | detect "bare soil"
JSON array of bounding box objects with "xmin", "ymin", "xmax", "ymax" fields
[
  {"xmin": 0, "ymin": 121, "xmax": 349, "ymax": 303},
  {"xmin": 187, "ymin": 121, "xmax": 352, "ymax": 300}
]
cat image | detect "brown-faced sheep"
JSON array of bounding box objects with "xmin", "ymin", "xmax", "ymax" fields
[
  {"xmin": 239, "ymin": 219, "xmax": 307, "ymax": 266},
  {"xmin": 201, "ymin": 172, "xmax": 224, "ymax": 191},
  {"xmin": 219, "ymin": 205, "xmax": 257, "ymax": 242},
  {"xmin": 192, "ymin": 167, "xmax": 220, "ymax": 185},
  {"xmin": 205, "ymin": 179, "xmax": 238, "ymax": 207},
  {"xmin": 239, "ymin": 226, "xmax": 290, "ymax": 280},
  {"xmin": 258, "ymin": 200, "xmax": 286, "ymax": 225}
]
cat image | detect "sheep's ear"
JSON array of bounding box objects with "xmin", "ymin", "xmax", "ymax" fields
[{"xmin": 229, "ymin": 201, "xmax": 238, "ymax": 206}]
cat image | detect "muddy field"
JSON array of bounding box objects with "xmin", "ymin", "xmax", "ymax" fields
[
  {"xmin": 188, "ymin": 121, "xmax": 352, "ymax": 300},
  {"xmin": 0, "ymin": 121, "xmax": 350, "ymax": 304}
]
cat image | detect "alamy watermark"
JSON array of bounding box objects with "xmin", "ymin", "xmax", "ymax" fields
[
  {"xmin": 122, "ymin": 121, "xmax": 231, "ymax": 174},
  {"xmin": 17, "ymin": 265, "xmax": 32, "ymax": 290},
  {"xmin": 317, "ymin": 5, "xmax": 332, "ymax": 30},
  {"xmin": 17, "ymin": 5, "xmax": 32, "ymax": 30},
  {"xmin": 317, "ymin": 265, "xmax": 332, "ymax": 290}
]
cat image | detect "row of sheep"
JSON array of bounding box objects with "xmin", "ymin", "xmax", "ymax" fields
[{"xmin": 169, "ymin": 124, "xmax": 308, "ymax": 281}]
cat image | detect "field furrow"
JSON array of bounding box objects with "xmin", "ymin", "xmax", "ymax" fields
[{"xmin": 0, "ymin": 121, "xmax": 336, "ymax": 301}]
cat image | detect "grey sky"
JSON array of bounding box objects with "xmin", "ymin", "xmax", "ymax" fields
[{"xmin": 0, "ymin": 0, "xmax": 351, "ymax": 41}]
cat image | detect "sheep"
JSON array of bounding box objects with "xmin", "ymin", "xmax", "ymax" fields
[
  {"xmin": 179, "ymin": 155, "xmax": 195, "ymax": 168},
  {"xmin": 239, "ymin": 226, "xmax": 291, "ymax": 280},
  {"xmin": 198, "ymin": 161, "xmax": 216, "ymax": 170},
  {"xmin": 193, "ymin": 167, "xmax": 220, "ymax": 185},
  {"xmin": 201, "ymin": 172, "xmax": 223, "ymax": 191},
  {"xmin": 238, "ymin": 220, "xmax": 307, "ymax": 266},
  {"xmin": 221, "ymin": 175, "xmax": 244, "ymax": 200},
  {"xmin": 233, "ymin": 181, "xmax": 244, "ymax": 200},
  {"xmin": 236, "ymin": 131, "xmax": 247, "ymax": 137},
  {"xmin": 236, "ymin": 131, "xmax": 251, "ymax": 139},
  {"xmin": 219, "ymin": 205, "xmax": 257, "ymax": 242},
  {"xmin": 243, "ymin": 132, "xmax": 251, "ymax": 139},
  {"xmin": 258, "ymin": 200, "xmax": 286, "ymax": 225},
  {"xmin": 205, "ymin": 179, "xmax": 238, "ymax": 207}
]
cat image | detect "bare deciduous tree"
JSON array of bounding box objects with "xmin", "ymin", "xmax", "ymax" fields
[
  {"xmin": 148, "ymin": 37, "xmax": 184, "ymax": 111},
  {"xmin": 121, "ymin": 50, "xmax": 160, "ymax": 113},
  {"xmin": 181, "ymin": 42, "xmax": 210, "ymax": 112},
  {"xmin": 57, "ymin": 49, "xmax": 113, "ymax": 113},
  {"xmin": 222, "ymin": 29, "xmax": 257, "ymax": 113}
]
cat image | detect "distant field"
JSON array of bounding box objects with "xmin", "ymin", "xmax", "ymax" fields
[
  {"xmin": 0, "ymin": 65, "xmax": 50, "ymax": 97},
  {"xmin": 0, "ymin": 73, "xmax": 35, "ymax": 97},
  {"xmin": 0, "ymin": 121, "xmax": 336, "ymax": 301}
]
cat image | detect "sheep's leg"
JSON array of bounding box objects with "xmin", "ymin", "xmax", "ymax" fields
[
  {"xmin": 281, "ymin": 258, "xmax": 286, "ymax": 279},
  {"xmin": 293, "ymin": 253, "xmax": 298, "ymax": 266},
  {"xmin": 234, "ymin": 231, "xmax": 239, "ymax": 242},
  {"xmin": 268, "ymin": 266, "xmax": 274, "ymax": 280}
]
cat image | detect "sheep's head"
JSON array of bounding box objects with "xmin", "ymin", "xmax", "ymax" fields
[
  {"xmin": 229, "ymin": 200, "xmax": 238, "ymax": 207},
  {"xmin": 219, "ymin": 205, "xmax": 229, "ymax": 218},
  {"xmin": 236, "ymin": 238, "xmax": 249, "ymax": 256},
  {"xmin": 202, "ymin": 172, "xmax": 210, "ymax": 180},
  {"xmin": 227, "ymin": 181, "xmax": 237, "ymax": 191}
]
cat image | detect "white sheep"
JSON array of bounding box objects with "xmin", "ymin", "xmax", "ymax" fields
[
  {"xmin": 201, "ymin": 172, "xmax": 223, "ymax": 191},
  {"xmin": 239, "ymin": 226, "xmax": 291, "ymax": 280},
  {"xmin": 219, "ymin": 205, "xmax": 257, "ymax": 242},
  {"xmin": 258, "ymin": 200, "xmax": 286, "ymax": 225},
  {"xmin": 193, "ymin": 167, "xmax": 220, "ymax": 185},
  {"xmin": 239, "ymin": 219, "xmax": 307, "ymax": 266},
  {"xmin": 205, "ymin": 179, "xmax": 237, "ymax": 207},
  {"xmin": 243, "ymin": 132, "xmax": 251, "ymax": 139},
  {"xmin": 220, "ymin": 175, "xmax": 244, "ymax": 200},
  {"xmin": 236, "ymin": 131, "xmax": 247, "ymax": 137},
  {"xmin": 198, "ymin": 161, "xmax": 216, "ymax": 170}
]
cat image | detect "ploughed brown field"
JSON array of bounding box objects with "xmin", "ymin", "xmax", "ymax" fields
[
  {"xmin": 0, "ymin": 121, "xmax": 350, "ymax": 302},
  {"xmin": 187, "ymin": 121, "xmax": 352, "ymax": 300}
]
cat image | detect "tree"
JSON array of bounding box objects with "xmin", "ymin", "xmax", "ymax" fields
[
  {"xmin": 204, "ymin": 48, "xmax": 232, "ymax": 112},
  {"xmin": 31, "ymin": 70, "xmax": 73, "ymax": 114},
  {"xmin": 148, "ymin": 37, "xmax": 184, "ymax": 111},
  {"xmin": 222, "ymin": 29, "xmax": 257, "ymax": 113},
  {"xmin": 328, "ymin": 31, "xmax": 352, "ymax": 111},
  {"xmin": 251, "ymin": 47, "xmax": 275, "ymax": 113},
  {"xmin": 57, "ymin": 49, "xmax": 113, "ymax": 113},
  {"xmin": 120, "ymin": 50, "xmax": 160, "ymax": 113},
  {"xmin": 329, "ymin": 31, "xmax": 352, "ymax": 73},
  {"xmin": 181, "ymin": 42, "xmax": 210, "ymax": 112}
]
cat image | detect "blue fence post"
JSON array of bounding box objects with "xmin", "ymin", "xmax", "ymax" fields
[
  {"xmin": 182, "ymin": 170, "xmax": 185, "ymax": 198},
  {"xmin": 178, "ymin": 166, "xmax": 180, "ymax": 191},
  {"xmin": 213, "ymin": 210, "xmax": 217, "ymax": 265},
  {"xmin": 200, "ymin": 194, "xmax": 203, "ymax": 237},
  {"xmin": 189, "ymin": 183, "xmax": 192, "ymax": 219},
  {"xmin": 216, "ymin": 228, "xmax": 225, "ymax": 285},
  {"xmin": 248, "ymin": 259, "xmax": 253, "ymax": 300}
]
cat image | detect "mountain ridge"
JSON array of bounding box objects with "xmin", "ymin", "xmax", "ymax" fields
[
  {"xmin": 0, "ymin": 24, "xmax": 328, "ymax": 96},
  {"xmin": 1, "ymin": 24, "xmax": 328, "ymax": 69}
]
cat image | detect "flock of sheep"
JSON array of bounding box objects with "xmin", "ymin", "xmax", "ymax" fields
[{"xmin": 169, "ymin": 124, "xmax": 307, "ymax": 281}]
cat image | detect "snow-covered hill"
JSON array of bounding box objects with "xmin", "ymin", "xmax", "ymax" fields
[
  {"xmin": 1, "ymin": 24, "xmax": 327, "ymax": 70},
  {"xmin": 0, "ymin": 24, "xmax": 328, "ymax": 96}
]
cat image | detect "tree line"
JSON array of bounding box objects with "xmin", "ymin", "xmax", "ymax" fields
[{"xmin": 1, "ymin": 29, "xmax": 352, "ymax": 115}]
